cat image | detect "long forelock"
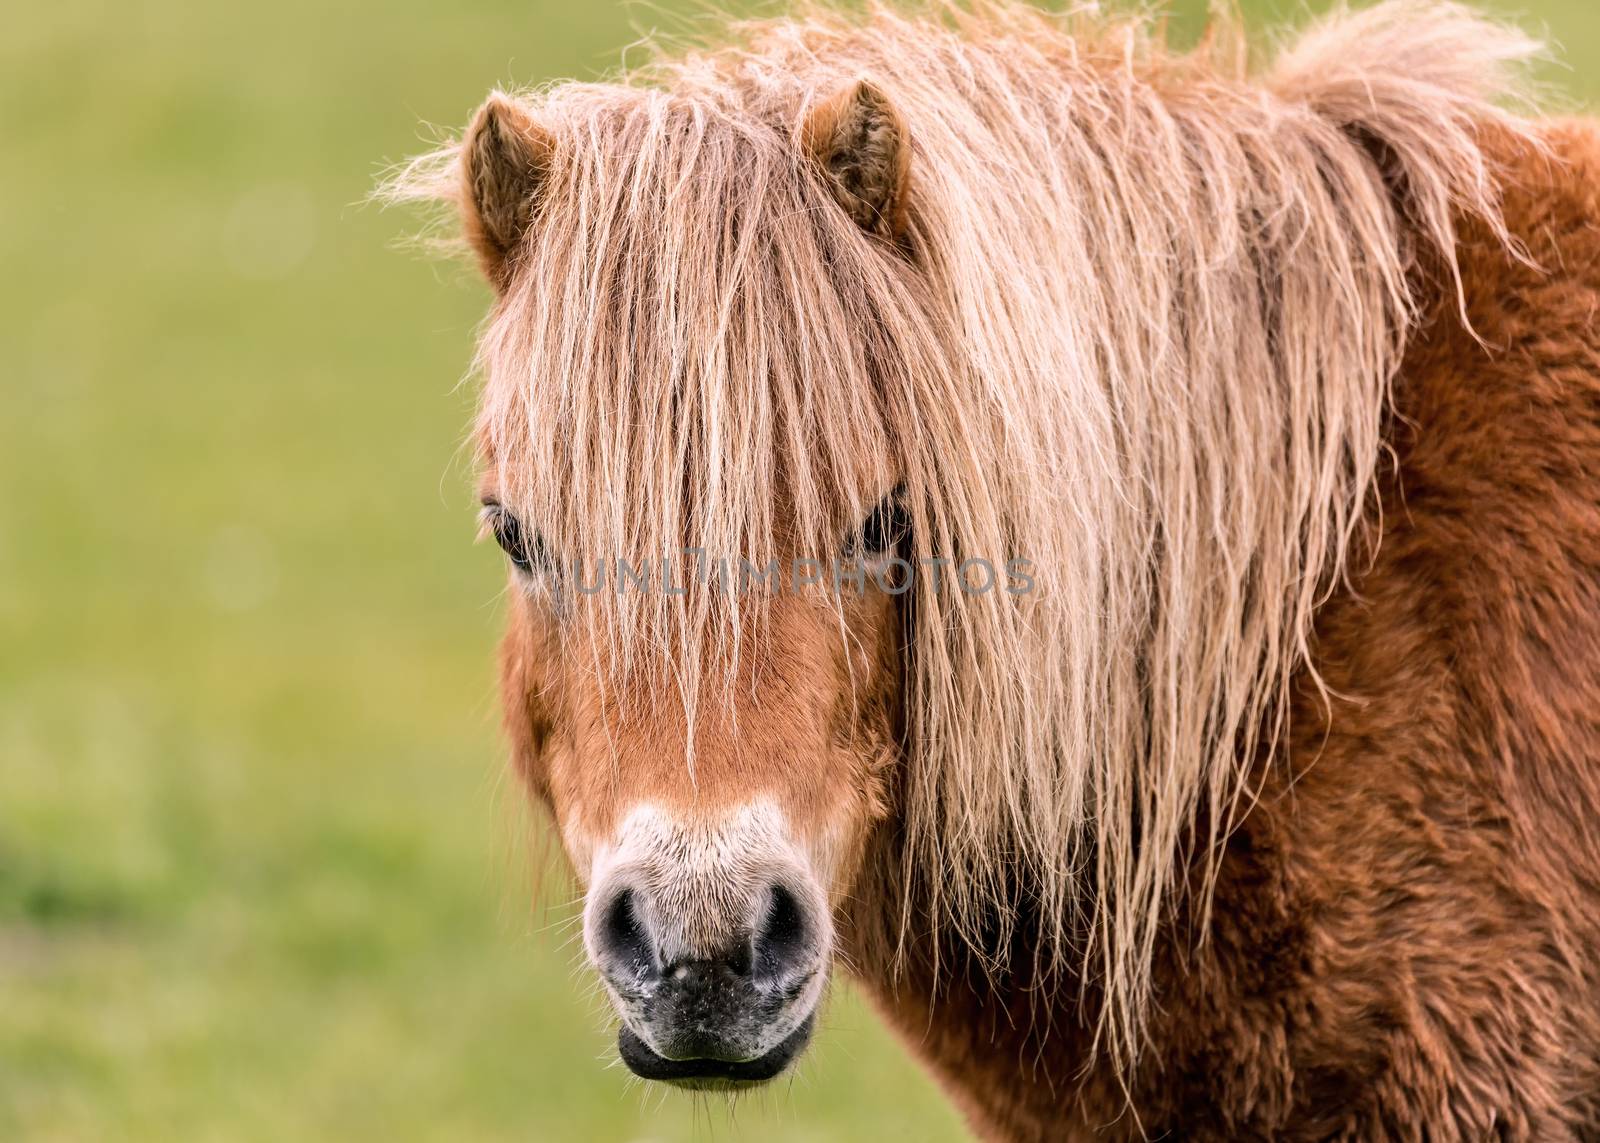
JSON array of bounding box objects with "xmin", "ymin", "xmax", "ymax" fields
[
  {"xmin": 476, "ymin": 84, "xmax": 923, "ymax": 689},
  {"xmin": 393, "ymin": 0, "xmax": 1545, "ymax": 1074}
]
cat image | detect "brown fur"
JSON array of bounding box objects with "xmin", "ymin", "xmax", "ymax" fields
[
  {"xmin": 845, "ymin": 121, "xmax": 1600, "ymax": 1139},
  {"xmin": 493, "ymin": 574, "xmax": 902, "ymax": 892}
]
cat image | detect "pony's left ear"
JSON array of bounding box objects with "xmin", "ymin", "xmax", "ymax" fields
[
  {"xmin": 802, "ymin": 80, "xmax": 912, "ymax": 241},
  {"xmin": 460, "ymin": 92, "xmax": 555, "ymax": 289}
]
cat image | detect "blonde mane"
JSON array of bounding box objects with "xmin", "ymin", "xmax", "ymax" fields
[{"xmin": 386, "ymin": 1, "xmax": 1541, "ymax": 1068}]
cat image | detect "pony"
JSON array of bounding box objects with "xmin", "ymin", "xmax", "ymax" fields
[{"xmin": 388, "ymin": 1, "xmax": 1600, "ymax": 1136}]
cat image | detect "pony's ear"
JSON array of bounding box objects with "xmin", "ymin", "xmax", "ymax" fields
[
  {"xmin": 802, "ymin": 80, "xmax": 911, "ymax": 241},
  {"xmin": 460, "ymin": 92, "xmax": 554, "ymax": 288}
]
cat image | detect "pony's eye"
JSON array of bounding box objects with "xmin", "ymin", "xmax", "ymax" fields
[
  {"xmin": 481, "ymin": 500, "xmax": 550, "ymax": 575},
  {"xmin": 847, "ymin": 490, "xmax": 910, "ymax": 557}
]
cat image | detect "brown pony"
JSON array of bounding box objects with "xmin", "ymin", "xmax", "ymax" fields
[{"xmin": 389, "ymin": 1, "xmax": 1600, "ymax": 1136}]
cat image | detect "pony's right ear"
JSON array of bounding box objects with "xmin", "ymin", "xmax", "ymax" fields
[{"xmin": 460, "ymin": 92, "xmax": 554, "ymax": 289}]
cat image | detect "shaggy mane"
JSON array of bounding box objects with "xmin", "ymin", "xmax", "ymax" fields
[{"xmin": 386, "ymin": 0, "xmax": 1542, "ymax": 1068}]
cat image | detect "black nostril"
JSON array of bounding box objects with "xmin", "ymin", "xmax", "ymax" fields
[
  {"xmin": 752, "ymin": 884, "xmax": 810, "ymax": 986},
  {"xmin": 726, "ymin": 937, "xmax": 753, "ymax": 977},
  {"xmin": 599, "ymin": 888, "xmax": 656, "ymax": 981}
]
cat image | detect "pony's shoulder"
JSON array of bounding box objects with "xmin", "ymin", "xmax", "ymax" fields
[
  {"xmin": 1494, "ymin": 118, "xmax": 1600, "ymax": 268},
  {"xmin": 1538, "ymin": 116, "xmax": 1600, "ymax": 175}
]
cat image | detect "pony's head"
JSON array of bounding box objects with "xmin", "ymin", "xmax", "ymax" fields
[
  {"xmin": 464, "ymin": 77, "xmax": 927, "ymax": 1086},
  {"xmin": 392, "ymin": 0, "xmax": 1538, "ymax": 1090}
]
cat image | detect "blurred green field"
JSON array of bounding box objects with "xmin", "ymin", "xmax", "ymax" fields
[{"xmin": 1, "ymin": 1, "xmax": 1594, "ymax": 1140}]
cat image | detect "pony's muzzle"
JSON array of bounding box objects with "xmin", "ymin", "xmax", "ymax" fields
[{"xmin": 586, "ymin": 873, "xmax": 828, "ymax": 1088}]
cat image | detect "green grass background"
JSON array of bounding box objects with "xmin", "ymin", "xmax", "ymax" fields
[{"xmin": 2, "ymin": 1, "xmax": 1594, "ymax": 1139}]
